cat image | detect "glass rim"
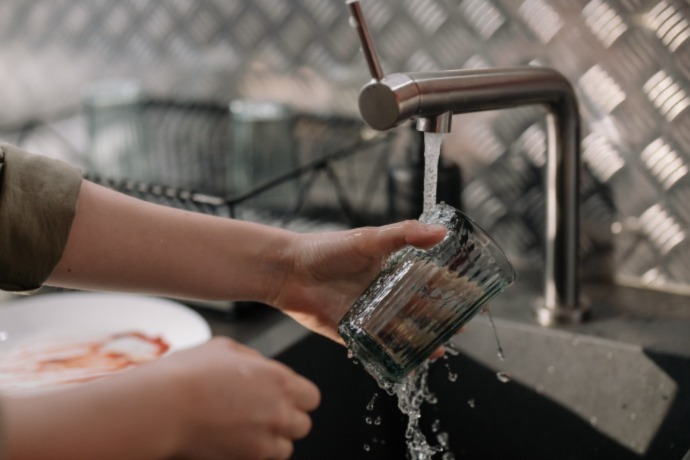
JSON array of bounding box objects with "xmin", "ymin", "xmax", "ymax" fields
[{"xmin": 420, "ymin": 202, "xmax": 517, "ymax": 283}]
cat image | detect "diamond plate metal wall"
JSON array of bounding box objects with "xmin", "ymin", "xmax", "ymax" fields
[{"xmin": 0, "ymin": 0, "xmax": 688, "ymax": 295}]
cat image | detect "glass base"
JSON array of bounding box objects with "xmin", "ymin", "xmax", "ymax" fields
[{"xmin": 338, "ymin": 321, "xmax": 411, "ymax": 386}]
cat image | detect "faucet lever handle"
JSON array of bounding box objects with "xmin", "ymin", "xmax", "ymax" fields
[{"xmin": 346, "ymin": 0, "xmax": 384, "ymax": 81}]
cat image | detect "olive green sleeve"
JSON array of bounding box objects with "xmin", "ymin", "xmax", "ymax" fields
[{"xmin": 0, "ymin": 142, "xmax": 82, "ymax": 292}]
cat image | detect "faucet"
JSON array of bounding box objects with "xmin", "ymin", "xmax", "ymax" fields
[{"xmin": 347, "ymin": 0, "xmax": 589, "ymax": 326}]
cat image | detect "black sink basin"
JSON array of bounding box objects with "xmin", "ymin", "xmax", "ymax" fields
[{"xmin": 276, "ymin": 323, "xmax": 690, "ymax": 460}]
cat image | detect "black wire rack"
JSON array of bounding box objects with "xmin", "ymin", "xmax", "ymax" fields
[{"xmin": 3, "ymin": 99, "xmax": 415, "ymax": 229}]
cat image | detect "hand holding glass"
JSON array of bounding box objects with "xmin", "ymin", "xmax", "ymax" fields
[{"xmin": 338, "ymin": 203, "xmax": 516, "ymax": 385}]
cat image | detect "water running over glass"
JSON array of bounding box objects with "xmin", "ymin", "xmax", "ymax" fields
[{"xmin": 341, "ymin": 132, "xmax": 514, "ymax": 459}]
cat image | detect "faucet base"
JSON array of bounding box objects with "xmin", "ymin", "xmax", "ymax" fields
[{"xmin": 534, "ymin": 298, "xmax": 591, "ymax": 326}]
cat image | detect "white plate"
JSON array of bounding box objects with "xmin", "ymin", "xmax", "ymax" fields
[{"xmin": 0, "ymin": 292, "xmax": 211, "ymax": 395}]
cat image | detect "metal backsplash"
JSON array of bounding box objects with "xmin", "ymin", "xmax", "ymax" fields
[{"xmin": 0, "ymin": 0, "xmax": 688, "ymax": 295}]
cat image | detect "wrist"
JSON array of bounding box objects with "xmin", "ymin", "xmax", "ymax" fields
[{"xmin": 242, "ymin": 225, "xmax": 297, "ymax": 307}]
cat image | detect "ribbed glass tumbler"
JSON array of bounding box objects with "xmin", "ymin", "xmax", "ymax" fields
[{"xmin": 338, "ymin": 203, "xmax": 516, "ymax": 385}]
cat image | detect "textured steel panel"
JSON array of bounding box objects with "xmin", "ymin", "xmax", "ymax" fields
[{"xmin": 0, "ymin": 0, "xmax": 688, "ymax": 295}]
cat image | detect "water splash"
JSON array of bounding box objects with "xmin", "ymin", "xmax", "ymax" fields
[
  {"xmin": 389, "ymin": 361, "xmax": 446, "ymax": 459},
  {"xmin": 496, "ymin": 371, "xmax": 511, "ymax": 383},
  {"xmin": 444, "ymin": 342, "xmax": 461, "ymax": 356}
]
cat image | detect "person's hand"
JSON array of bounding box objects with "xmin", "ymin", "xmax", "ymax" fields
[
  {"xmin": 270, "ymin": 220, "xmax": 446, "ymax": 345},
  {"xmin": 156, "ymin": 337, "xmax": 320, "ymax": 459},
  {"xmin": 3, "ymin": 337, "xmax": 320, "ymax": 460}
]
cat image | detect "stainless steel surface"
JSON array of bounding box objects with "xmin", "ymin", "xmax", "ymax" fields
[
  {"xmin": 346, "ymin": 0, "xmax": 384, "ymax": 82},
  {"xmin": 350, "ymin": 3, "xmax": 586, "ymax": 323},
  {"xmin": 0, "ymin": 0, "xmax": 688, "ymax": 296}
]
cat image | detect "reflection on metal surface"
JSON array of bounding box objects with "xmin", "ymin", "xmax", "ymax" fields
[
  {"xmin": 582, "ymin": 0, "xmax": 628, "ymax": 49},
  {"xmin": 518, "ymin": 0, "xmax": 564, "ymax": 44},
  {"xmin": 641, "ymin": 138, "xmax": 689, "ymax": 190},
  {"xmin": 645, "ymin": 1, "xmax": 690, "ymax": 52},
  {"xmin": 579, "ymin": 65, "xmax": 627, "ymax": 114},
  {"xmin": 0, "ymin": 0, "xmax": 688, "ymax": 295},
  {"xmin": 644, "ymin": 70, "xmax": 690, "ymax": 122}
]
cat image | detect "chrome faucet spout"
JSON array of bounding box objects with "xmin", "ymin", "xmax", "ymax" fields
[{"xmin": 348, "ymin": 1, "xmax": 589, "ymax": 325}]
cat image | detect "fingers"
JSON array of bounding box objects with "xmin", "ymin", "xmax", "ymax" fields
[
  {"xmin": 281, "ymin": 410, "xmax": 313, "ymax": 440},
  {"xmin": 364, "ymin": 220, "xmax": 446, "ymax": 258},
  {"xmin": 289, "ymin": 374, "xmax": 321, "ymax": 411},
  {"xmin": 268, "ymin": 437, "xmax": 294, "ymax": 460},
  {"xmin": 216, "ymin": 336, "xmax": 320, "ymax": 412}
]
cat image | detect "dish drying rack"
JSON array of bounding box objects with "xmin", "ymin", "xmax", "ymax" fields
[{"xmin": 5, "ymin": 99, "xmax": 412, "ymax": 228}]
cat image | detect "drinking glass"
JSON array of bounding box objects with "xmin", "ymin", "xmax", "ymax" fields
[
  {"xmin": 227, "ymin": 99, "xmax": 298, "ymax": 212},
  {"xmin": 338, "ymin": 202, "xmax": 516, "ymax": 385},
  {"xmin": 84, "ymin": 79, "xmax": 149, "ymax": 181}
]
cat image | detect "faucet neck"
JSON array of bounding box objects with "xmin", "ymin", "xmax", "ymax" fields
[{"xmin": 359, "ymin": 66, "xmax": 586, "ymax": 323}]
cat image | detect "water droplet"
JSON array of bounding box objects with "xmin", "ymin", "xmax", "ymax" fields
[
  {"xmin": 444, "ymin": 361, "xmax": 458, "ymax": 382},
  {"xmin": 496, "ymin": 371, "xmax": 511, "ymax": 383},
  {"xmin": 0, "ymin": 331, "xmax": 7, "ymax": 342},
  {"xmin": 485, "ymin": 308, "xmax": 506, "ymax": 361},
  {"xmin": 366, "ymin": 393, "xmax": 378, "ymax": 411},
  {"xmin": 347, "ymin": 349, "xmax": 354, "ymax": 359},
  {"xmin": 547, "ymin": 365, "xmax": 556, "ymax": 374},
  {"xmin": 629, "ymin": 413, "xmax": 637, "ymax": 421},
  {"xmin": 590, "ymin": 416, "xmax": 598, "ymax": 426},
  {"xmin": 374, "ymin": 416, "xmax": 382, "ymax": 426},
  {"xmin": 445, "ymin": 343, "xmax": 460, "ymax": 356},
  {"xmin": 363, "ymin": 443, "xmax": 371, "ymax": 452},
  {"xmin": 536, "ymin": 383, "xmax": 544, "ymax": 394},
  {"xmin": 365, "ymin": 416, "xmax": 373, "ymax": 425},
  {"xmin": 236, "ymin": 364, "xmax": 250, "ymax": 377},
  {"xmin": 436, "ymin": 432, "xmax": 450, "ymax": 447},
  {"xmin": 442, "ymin": 453, "xmax": 456, "ymax": 460},
  {"xmin": 467, "ymin": 398, "xmax": 475, "ymax": 408},
  {"xmin": 431, "ymin": 419, "xmax": 441, "ymax": 433}
]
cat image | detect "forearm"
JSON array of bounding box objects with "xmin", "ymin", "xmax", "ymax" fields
[
  {"xmin": 48, "ymin": 180, "xmax": 293, "ymax": 304},
  {"xmin": 3, "ymin": 367, "xmax": 179, "ymax": 460}
]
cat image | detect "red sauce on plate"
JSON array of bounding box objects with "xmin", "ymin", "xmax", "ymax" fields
[{"xmin": 0, "ymin": 331, "xmax": 171, "ymax": 394}]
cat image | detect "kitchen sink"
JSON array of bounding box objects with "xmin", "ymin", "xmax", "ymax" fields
[{"xmin": 272, "ymin": 272, "xmax": 690, "ymax": 460}]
